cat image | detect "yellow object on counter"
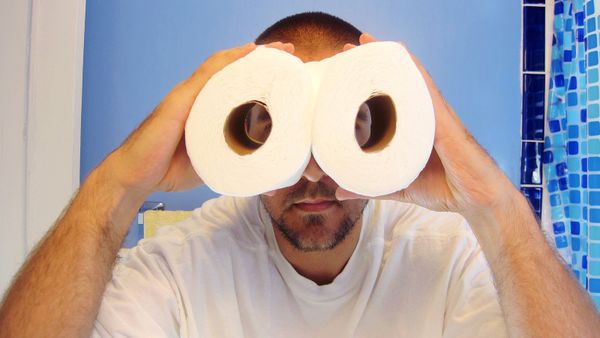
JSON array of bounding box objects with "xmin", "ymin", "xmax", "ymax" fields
[{"xmin": 143, "ymin": 210, "xmax": 192, "ymax": 238}]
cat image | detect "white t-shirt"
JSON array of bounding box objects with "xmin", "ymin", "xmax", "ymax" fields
[{"xmin": 92, "ymin": 196, "xmax": 508, "ymax": 337}]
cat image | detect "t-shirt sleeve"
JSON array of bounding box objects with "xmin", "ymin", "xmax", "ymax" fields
[
  {"xmin": 442, "ymin": 235, "xmax": 509, "ymax": 338},
  {"xmin": 90, "ymin": 246, "xmax": 184, "ymax": 337}
]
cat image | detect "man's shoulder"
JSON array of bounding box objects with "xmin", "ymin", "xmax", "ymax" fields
[{"xmin": 375, "ymin": 200, "xmax": 473, "ymax": 243}]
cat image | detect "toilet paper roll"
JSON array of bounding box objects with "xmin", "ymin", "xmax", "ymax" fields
[
  {"xmin": 185, "ymin": 47, "xmax": 314, "ymax": 196},
  {"xmin": 185, "ymin": 42, "xmax": 434, "ymax": 197},
  {"xmin": 311, "ymin": 42, "xmax": 435, "ymax": 197}
]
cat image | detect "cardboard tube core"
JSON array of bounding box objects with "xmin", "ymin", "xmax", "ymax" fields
[
  {"xmin": 359, "ymin": 95, "xmax": 397, "ymax": 152},
  {"xmin": 224, "ymin": 101, "xmax": 271, "ymax": 155}
]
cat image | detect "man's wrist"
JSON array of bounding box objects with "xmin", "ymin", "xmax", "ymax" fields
[
  {"xmin": 461, "ymin": 186, "xmax": 539, "ymax": 260},
  {"xmin": 76, "ymin": 163, "xmax": 149, "ymax": 237}
]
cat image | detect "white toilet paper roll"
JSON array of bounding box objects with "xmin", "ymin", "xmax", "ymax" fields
[
  {"xmin": 185, "ymin": 47, "xmax": 314, "ymax": 196},
  {"xmin": 311, "ymin": 42, "xmax": 435, "ymax": 197},
  {"xmin": 186, "ymin": 42, "xmax": 434, "ymax": 197}
]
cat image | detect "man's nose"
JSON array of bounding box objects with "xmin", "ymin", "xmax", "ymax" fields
[{"xmin": 302, "ymin": 155, "xmax": 327, "ymax": 182}]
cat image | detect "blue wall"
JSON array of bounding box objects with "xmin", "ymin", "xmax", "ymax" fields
[{"xmin": 82, "ymin": 0, "xmax": 521, "ymax": 210}]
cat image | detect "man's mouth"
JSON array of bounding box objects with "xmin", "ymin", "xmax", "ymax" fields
[{"xmin": 293, "ymin": 199, "xmax": 337, "ymax": 212}]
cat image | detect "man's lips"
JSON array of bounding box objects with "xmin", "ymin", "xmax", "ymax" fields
[{"xmin": 293, "ymin": 199, "xmax": 337, "ymax": 212}]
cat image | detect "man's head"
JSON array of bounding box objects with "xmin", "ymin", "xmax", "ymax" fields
[
  {"xmin": 256, "ymin": 12, "xmax": 369, "ymax": 252},
  {"xmin": 256, "ymin": 12, "xmax": 361, "ymax": 62}
]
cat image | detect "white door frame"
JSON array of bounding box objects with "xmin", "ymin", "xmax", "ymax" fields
[{"xmin": 0, "ymin": 0, "xmax": 85, "ymax": 293}]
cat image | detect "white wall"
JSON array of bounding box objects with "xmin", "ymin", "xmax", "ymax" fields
[
  {"xmin": 0, "ymin": 0, "xmax": 85, "ymax": 294},
  {"xmin": 0, "ymin": 0, "xmax": 31, "ymax": 296}
]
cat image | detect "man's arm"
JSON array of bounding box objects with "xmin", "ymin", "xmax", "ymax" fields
[
  {"xmin": 465, "ymin": 182, "xmax": 599, "ymax": 337},
  {"xmin": 0, "ymin": 41, "xmax": 292, "ymax": 337},
  {"xmin": 0, "ymin": 166, "xmax": 145, "ymax": 337},
  {"xmin": 338, "ymin": 33, "xmax": 600, "ymax": 336}
]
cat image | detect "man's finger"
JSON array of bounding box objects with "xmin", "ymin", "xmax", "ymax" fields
[
  {"xmin": 343, "ymin": 43, "xmax": 356, "ymax": 51},
  {"xmin": 185, "ymin": 42, "xmax": 257, "ymax": 93},
  {"xmin": 335, "ymin": 187, "xmax": 404, "ymax": 202},
  {"xmin": 264, "ymin": 41, "xmax": 295, "ymax": 54},
  {"xmin": 359, "ymin": 32, "xmax": 378, "ymax": 44},
  {"xmin": 149, "ymin": 42, "xmax": 258, "ymax": 129}
]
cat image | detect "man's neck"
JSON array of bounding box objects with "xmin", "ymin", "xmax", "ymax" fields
[{"xmin": 273, "ymin": 217, "xmax": 362, "ymax": 285}]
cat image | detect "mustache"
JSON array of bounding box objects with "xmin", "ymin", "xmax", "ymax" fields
[{"xmin": 285, "ymin": 179, "xmax": 339, "ymax": 206}]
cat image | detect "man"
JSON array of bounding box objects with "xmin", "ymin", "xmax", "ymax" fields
[{"xmin": 0, "ymin": 12, "xmax": 599, "ymax": 337}]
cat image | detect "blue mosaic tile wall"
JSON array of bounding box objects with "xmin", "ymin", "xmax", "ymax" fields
[
  {"xmin": 539, "ymin": 0, "xmax": 600, "ymax": 308},
  {"xmin": 521, "ymin": 1, "xmax": 547, "ymax": 218}
]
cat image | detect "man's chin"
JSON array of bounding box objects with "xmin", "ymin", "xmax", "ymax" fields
[{"xmin": 276, "ymin": 212, "xmax": 355, "ymax": 252}]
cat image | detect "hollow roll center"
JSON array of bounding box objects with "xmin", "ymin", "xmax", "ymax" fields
[
  {"xmin": 224, "ymin": 101, "xmax": 272, "ymax": 155},
  {"xmin": 355, "ymin": 95, "xmax": 397, "ymax": 152}
]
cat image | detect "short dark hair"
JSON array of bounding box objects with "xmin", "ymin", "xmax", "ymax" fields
[{"xmin": 255, "ymin": 12, "xmax": 362, "ymax": 51}]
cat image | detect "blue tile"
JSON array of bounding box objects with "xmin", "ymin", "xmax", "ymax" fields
[
  {"xmin": 590, "ymin": 157, "xmax": 600, "ymax": 171},
  {"xmin": 565, "ymin": 49, "xmax": 574, "ymax": 62},
  {"xmin": 572, "ymin": 221, "xmax": 581, "ymax": 235},
  {"xmin": 591, "ymin": 226, "xmax": 600, "ymax": 240},
  {"xmin": 554, "ymin": 221, "xmax": 566, "ymax": 234},
  {"xmin": 555, "ymin": 1, "xmax": 564, "ymax": 15},
  {"xmin": 568, "ymin": 141, "xmax": 579, "ymax": 155},
  {"xmin": 521, "ymin": 187, "xmax": 543, "ymax": 217},
  {"xmin": 550, "ymin": 193, "xmax": 561, "ymax": 206},
  {"xmin": 556, "ymin": 235, "xmax": 569, "ymax": 248},
  {"xmin": 592, "ymin": 191, "xmax": 600, "ymax": 205},
  {"xmin": 548, "ymin": 178, "xmax": 559, "ymax": 192},
  {"xmin": 568, "ymin": 125, "xmax": 580, "ymax": 138},
  {"xmin": 524, "ymin": 0, "xmax": 545, "ymax": 4},
  {"xmin": 569, "ymin": 174, "xmax": 581, "ymax": 187},
  {"xmin": 591, "ymin": 208, "xmax": 600, "ymax": 222},
  {"xmin": 568, "ymin": 92, "xmax": 579, "ymax": 106},
  {"xmin": 590, "ymin": 86, "xmax": 600, "ymax": 101},
  {"xmin": 590, "ymin": 279, "xmax": 600, "ymax": 293},
  {"xmin": 588, "ymin": 17, "xmax": 597, "ymax": 33},
  {"xmin": 578, "ymin": 28, "xmax": 585, "ymax": 42},
  {"xmin": 572, "ymin": 237, "xmax": 581, "ymax": 251},
  {"xmin": 549, "ymin": 119, "xmax": 561, "ymax": 132},
  {"xmin": 557, "ymin": 162, "xmax": 568, "ymax": 176},
  {"xmin": 591, "ymin": 122, "xmax": 600, "ymax": 136},
  {"xmin": 523, "ymin": 74, "xmax": 546, "ymax": 140},
  {"xmin": 543, "ymin": 150, "xmax": 554, "ymax": 163},
  {"xmin": 590, "ymin": 174, "xmax": 600, "ymax": 188},
  {"xmin": 559, "ymin": 176, "xmax": 569, "ymax": 190},
  {"xmin": 590, "ymin": 104, "xmax": 600, "ymax": 118},
  {"xmin": 524, "ymin": 7, "xmax": 546, "ymax": 71},
  {"xmin": 568, "ymin": 75, "xmax": 578, "ymax": 89},
  {"xmin": 521, "ymin": 142, "xmax": 544, "ymax": 185},
  {"xmin": 575, "ymin": 11, "xmax": 585, "ymax": 26},
  {"xmin": 589, "ymin": 34, "xmax": 598, "ymax": 49},
  {"xmin": 571, "ymin": 190, "xmax": 581, "ymax": 203}
]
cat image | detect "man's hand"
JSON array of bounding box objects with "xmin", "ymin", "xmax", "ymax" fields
[
  {"xmin": 105, "ymin": 41, "xmax": 292, "ymax": 195},
  {"xmin": 338, "ymin": 33, "xmax": 600, "ymax": 337},
  {"xmin": 336, "ymin": 33, "xmax": 515, "ymax": 217},
  {"xmin": 0, "ymin": 41, "xmax": 294, "ymax": 338}
]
